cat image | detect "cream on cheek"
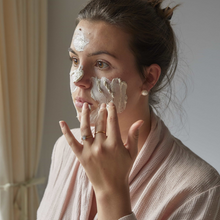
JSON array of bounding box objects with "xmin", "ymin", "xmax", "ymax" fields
[
  {"xmin": 91, "ymin": 77, "xmax": 127, "ymax": 112},
  {"xmin": 89, "ymin": 77, "xmax": 128, "ymax": 124},
  {"xmin": 70, "ymin": 74, "xmax": 128, "ymax": 124}
]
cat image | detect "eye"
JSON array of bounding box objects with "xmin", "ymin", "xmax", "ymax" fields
[
  {"xmin": 69, "ymin": 56, "xmax": 79, "ymax": 67},
  {"xmin": 96, "ymin": 61, "xmax": 109, "ymax": 69},
  {"xmin": 73, "ymin": 58, "xmax": 79, "ymax": 66}
]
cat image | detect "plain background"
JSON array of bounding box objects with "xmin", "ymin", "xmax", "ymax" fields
[{"xmin": 37, "ymin": 0, "xmax": 220, "ymax": 200}]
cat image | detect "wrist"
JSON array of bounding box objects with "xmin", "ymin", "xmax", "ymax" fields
[{"xmin": 95, "ymin": 185, "xmax": 132, "ymax": 220}]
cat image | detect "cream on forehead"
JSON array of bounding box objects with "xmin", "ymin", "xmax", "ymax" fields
[
  {"xmin": 90, "ymin": 77, "xmax": 128, "ymax": 113},
  {"xmin": 73, "ymin": 29, "xmax": 89, "ymax": 52}
]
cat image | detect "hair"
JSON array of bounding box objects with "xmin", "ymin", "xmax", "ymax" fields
[{"xmin": 76, "ymin": 0, "xmax": 181, "ymax": 114}]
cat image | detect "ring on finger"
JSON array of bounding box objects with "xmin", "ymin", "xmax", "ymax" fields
[
  {"xmin": 95, "ymin": 131, "xmax": 106, "ymax": 135},
  {"xmin": 81, "ymin": 135, "xmax": 93, "ymax": 141}
]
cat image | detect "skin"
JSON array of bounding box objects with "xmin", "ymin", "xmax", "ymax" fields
[{"xmin": 60, "ymin": 20, "xmax": 161, "ymax": 220}]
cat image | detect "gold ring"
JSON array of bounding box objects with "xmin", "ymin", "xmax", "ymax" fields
[
  {"xmin": 81, "ymin": 135, "xmax": 93, "ymax": 140},
  {"xmin": 95, "ymin": 131, "xmax": 106, "ymax": 135}
]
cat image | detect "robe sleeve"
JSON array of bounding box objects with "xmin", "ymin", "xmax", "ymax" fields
[
  {"xmin": 37, "ymin": 137, "xmax": 62, "ymax": 218},
  {"xmin": 42, "ymin": 137, "xmax": 62, "ymax": 192}
]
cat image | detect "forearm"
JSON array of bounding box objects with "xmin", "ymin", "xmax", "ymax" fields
[{"xmin": 95, "ymin": 185, "xmax": 132, "ymax": 220}]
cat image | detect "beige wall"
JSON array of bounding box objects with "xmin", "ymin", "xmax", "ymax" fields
[{"xmin": 37, "ymin": 0, "xmax": 220, "ymax": 200}]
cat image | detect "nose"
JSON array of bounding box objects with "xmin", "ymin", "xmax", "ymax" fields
[
  {"xmin": 74, "ymin": 77, "xmax": 91, "ymax": 89},
  {"xmin": 72, "ymin": 65, "xmax": 92, "ymax": 89}
]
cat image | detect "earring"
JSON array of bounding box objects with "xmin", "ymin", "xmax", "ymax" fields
[{"xmin": 141, "ymin": 90, "xmax": 148, "ymax": 96}]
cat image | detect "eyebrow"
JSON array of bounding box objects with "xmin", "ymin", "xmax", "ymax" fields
[
  {"xmin": 68, "ymin": 48, "xmax": 117, "ymax": 59},
  {"xmin": 88, "ymin": 51, "xmax": 117, "ymax": 59},
  {"xmin": 68, "ymin": 48, "xmax": 77, "ymax": 55}
]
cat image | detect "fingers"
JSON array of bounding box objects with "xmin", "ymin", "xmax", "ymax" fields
[
  {"xmin": 126, "ymin": 120, "xmax": 144, "ymax": 160},
  {"xmin": 59, "ymin": 121, "xmax": 82, "ymax": 155},
  {"xmin": 81, "ymin": 102, "xmax": 93, "ymax": 145},
  {"xmin": 106, "ymin": 101, "xmax": 121, "ymax": 140},
  {"xmin": 95, "ymin": 103, "xmax": 107, "ymax": 141}
]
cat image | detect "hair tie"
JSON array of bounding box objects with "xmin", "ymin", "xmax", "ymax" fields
[{"xmin": 162, "ymin": 7, "xmax": 173, "ymax": 21}]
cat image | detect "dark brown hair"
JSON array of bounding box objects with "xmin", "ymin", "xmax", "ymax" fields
[{"xmin": 77, "ymin": 0, "xmax": 180, "ymax": 110}]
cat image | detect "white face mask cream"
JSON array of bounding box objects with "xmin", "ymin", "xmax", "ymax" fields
[
  {"xmin": 73, "ymin": 29, "xmax": 89, "ymax": 52},
  {"xmin": 70, "ymin": 65, "xmax": 84, "ymax": 82},
  {"xmin": 70, "ymin": 71, "xmax": 128, "ymax": 124},
  {"xmin": 69, "ymin": 65, "xmax": 84, "ymax": 93},
  {"xmin": 89, "ymin": 77, "xmax": 128, "ymax": 123}
]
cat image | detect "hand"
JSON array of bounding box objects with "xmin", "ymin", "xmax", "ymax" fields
[{"xmin": 59, "ymin": 102, "xmax": 143, "ymax": 219}]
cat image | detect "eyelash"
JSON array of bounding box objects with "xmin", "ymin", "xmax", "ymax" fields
[
  {"xmin": 69, "ymin": 56, "xmax": 79, "ymax": 67},
  {"xmin": 69, "ymin": 56, "xmax": 110, "ymax": 70},
  {"xmin": 95, "ymin": 61, "xmax": 109, "ymax": 70}
]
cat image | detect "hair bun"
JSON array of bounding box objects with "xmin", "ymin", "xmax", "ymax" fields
[
  {"xmin": 147, "ymin": 0, "xmax": 178, "ymax": 21},
  {"xmin": 162, "ymin": 7, "xmax": 173, "ymax": 21}
]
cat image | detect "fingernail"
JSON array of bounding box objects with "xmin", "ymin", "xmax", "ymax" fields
[
  {"xmin": 88, "ymin": 104, "xmax": 92, "ymax": 111},
  {"xmin": 107, "ymin": 101, "xmax": 114, "ymax": 111},
  {"xmin": 109, "ymin": 100, "xmax": 114, "ymax": 106},
  {"xmin": 100, "ymin": 103, "xmax": 106, "ymax": 109},
  {"xmin": 138, "ymin": 121, "xmax": 144, "ymax": 130},
  {"xmin": 106, "ymin": 103, "xmax": 109, "ymax": 110},
  {"xmin": 59, "ymin": 121, "xmax": 65, "ymax": 128}
]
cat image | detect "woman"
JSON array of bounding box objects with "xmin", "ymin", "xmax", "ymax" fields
[{"xmin": 37, "ymin": 0, "xmax": 220, "ymax": 219}]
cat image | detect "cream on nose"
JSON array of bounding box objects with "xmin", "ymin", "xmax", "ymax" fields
[
  {"xmin": 70, "ymin": 65, "xmax": 84, "ymax": 83},
  {"xmin": 70, "ymin": 65, "xmax": 92, "ymax": 93}
]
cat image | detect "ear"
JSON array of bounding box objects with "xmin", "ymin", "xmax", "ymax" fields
[{"xmin": 142, "ymin": 64, "xmax": 161, "ymax": 91}]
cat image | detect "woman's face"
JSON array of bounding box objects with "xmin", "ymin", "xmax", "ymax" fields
[{"xmin": 69, "ymin": 20, "xmax": 147, "ymax": 125}]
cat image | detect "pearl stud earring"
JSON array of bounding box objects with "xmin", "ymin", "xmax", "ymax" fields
[{"xmin": 141, "ymin": 90, "xmax": 148, "ymax": 96}]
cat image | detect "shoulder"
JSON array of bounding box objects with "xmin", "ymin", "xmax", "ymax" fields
[
  {"xmin": 167, "ymin": 137, "xmax": 220, "ymax": 193},
  {"xmin": 167, "ymin": 142, "xmax": 220, "ymax": 219},
  {"xmin": 152, "ymin": 137, "xmax": 220, "ymax": 217}
]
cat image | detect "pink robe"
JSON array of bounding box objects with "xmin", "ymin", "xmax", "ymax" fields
[{"xmin": 37, "ymin": 111, "xmax": 220, "ymax": 219}]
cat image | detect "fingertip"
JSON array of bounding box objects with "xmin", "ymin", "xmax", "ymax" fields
[
  {"xmin": 98, "ymin": 103, "xmax": 107, "ymax": 116},
  {"xmin": 83, "ymin": 102, "xmax": 89, "ymax": 110},
  {"xmin": 59, "ymin": 121, "xmax": 65, "ymax": 129},
  {"xmin": 128, "ymin": 120, "xmax": 144, "ymax": 144},
  {"xmin": 109, "ymin": 100, "xmax": 114, "ymax": 107},
  {"xmin": 130, "ymin": 120, "xmax": 144, "ymax": 130},
  {"xmin": 137, "ymin": 120, "xmax": 144, "ymax": 130},
  {"xmin": 59, "ymin": 121, "xmax": 68, "ymax": 135},
  {"xmin": 100, "ymin": 103, "xmax": 106, "ymax": 109},
  {"xmin": 88, "ymin": 104, "xmax": 92, "ymax": 111},
  {"xmin": 107, "ymin": 101, "xmax": 116, "ymax": 112}
]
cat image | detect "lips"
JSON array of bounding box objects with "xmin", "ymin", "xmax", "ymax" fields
[{"xmin": 74, "ymin": 97, "xmax": 93, "ymax": 108}]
